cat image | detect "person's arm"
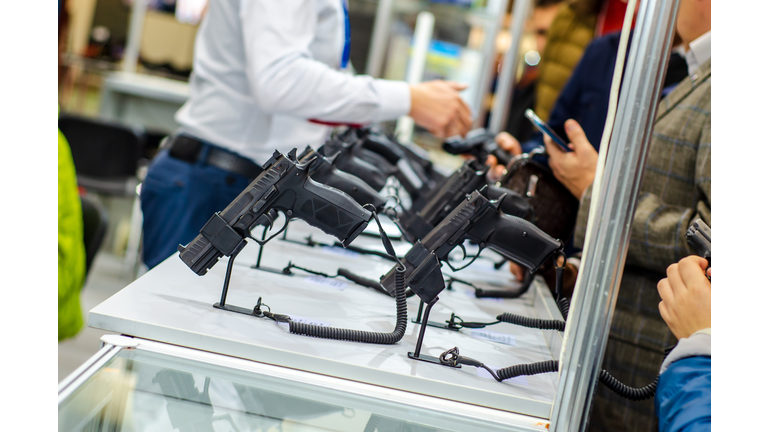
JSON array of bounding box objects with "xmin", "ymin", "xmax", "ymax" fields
[
  {"xmin": 655, "ymin": 258, "xmax": 711, "ymax": 432},
  {"xmin": 240, "ymin": 0, "xmax": 471, "ymax": 136},
  {"xmin": 655, "ymin": 356, "xmax": 711, "ymax": 432}
]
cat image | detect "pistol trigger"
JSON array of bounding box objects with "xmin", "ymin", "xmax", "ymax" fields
[{"xmin": 457, "ymin": 243, "xmax": 468, "ymax": 260}]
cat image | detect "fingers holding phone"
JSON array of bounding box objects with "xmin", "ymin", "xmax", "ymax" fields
[{"xmin": 544, "ymin": 119, "xmax": 599, "ymax": 199}]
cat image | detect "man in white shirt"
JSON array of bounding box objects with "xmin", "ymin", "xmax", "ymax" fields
[{"xmin": 141, "ymin": 0, "xmax": 474, "ymax": 268}]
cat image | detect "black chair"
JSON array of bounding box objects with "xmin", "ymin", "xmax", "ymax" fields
[
  {"xmin": 59, "ymin": 113, "xmax": 148, "ymax": 279},
  {"xmin": 58, "ymin": 114, "xmax": 146, "ymax": 196},
  {"xmin": 80, "ymin": 194, "xmax": 109, "ymax": 280}
]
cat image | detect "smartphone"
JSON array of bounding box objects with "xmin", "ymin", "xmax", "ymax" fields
[{"xmin": 524, "ymin": 109, "xmax": 570, "ymax": 152}]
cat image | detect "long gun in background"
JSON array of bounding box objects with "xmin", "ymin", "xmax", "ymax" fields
[
  {"xmin": 381, "ymin": 190, "xmax": 561, "ymax": 304},
  {"xmin": 178, "ymin": 149, "xmax": 372, "ymax": 276}
]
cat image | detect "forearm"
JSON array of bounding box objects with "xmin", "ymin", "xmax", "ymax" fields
[
  {"xmin": 655, "ymin": 356, "xmax": 711, "ymax": 432},
  {"xmin": 242, "ymin": 0, "xmax": 410, "ymax": 122}
]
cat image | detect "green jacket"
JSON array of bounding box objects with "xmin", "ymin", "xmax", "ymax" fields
[
  {"xmin": 574, "ymin": 60, "xmax": 711, "ymax": 431},
  {"xmin": 59, "ymin": 128, "xmax": 85, "ymax": 341}
]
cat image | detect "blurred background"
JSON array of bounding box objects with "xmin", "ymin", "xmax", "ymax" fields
[{"xmin": 57, "ymin": 0, "xmax": 569, "ymax": 381}]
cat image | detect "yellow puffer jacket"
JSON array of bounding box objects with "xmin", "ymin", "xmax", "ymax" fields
[
  {"xmin": 534, "ymin": 0, "xmax": 602, "ymax": 121},
  {"xmin": 59, "ymin": 128, "xmax": 85, "ymax": 341}
]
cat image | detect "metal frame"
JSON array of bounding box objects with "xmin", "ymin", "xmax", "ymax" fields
[
  {"xmin": 57, "ymin": 344, "xmax": 123, "ymax": 405},
  {"xmin": 123, "ymin": 0, "xmax": 149, "ymax": 73},
  {"xmin": 488, "ymin": 0, "xmax": 533, "ymax": 134},
  {"xmin": 549, "ymin": 0, "xmax": 681, "ymax": 430},
  {"xmin": 61, "ymin": 338, "xmax": 553, "ymax": 431},
  {"xmin": 365, "ymin": 0, "xmax": 395, "ymax": 78}
]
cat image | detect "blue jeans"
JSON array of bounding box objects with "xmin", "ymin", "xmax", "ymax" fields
[{"xmin": 140, "ymin": 146, "xmax": 254, "ymax": 269}]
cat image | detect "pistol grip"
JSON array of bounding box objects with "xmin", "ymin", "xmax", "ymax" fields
[
  {"xmin": 335, "ymin": 153, "xmax": 389, "ymax": 192},
  {"xmin": 486, "ymin": 214, "xmax": 562, "ymax": 271},
  {"xmin": 291, "ymin": 177, "xmax": 373, "ymax": 246}
]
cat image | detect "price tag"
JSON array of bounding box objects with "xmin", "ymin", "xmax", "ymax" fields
[
  {"xmin": 320, "ymin": 246, "xmax": 359, "ymax": 258},
  {"xmin": 277, "ymin": 315, "xmax": 330, "ymax": 330},
  {"xmin": 470, "ymin": 329, "xmax": 516, "ymax": 346},
  {"xmin": 304, "ymin": 276, "xmax": 348, "ymax": 291},
  {"xmin": 476, "ymin": 365, "xmax": 529, "ymax": 386}
]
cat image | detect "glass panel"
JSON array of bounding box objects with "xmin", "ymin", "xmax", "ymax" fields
[{"xmin": 59, "ymin": 348, "xmax": 477, "ymax": 432}]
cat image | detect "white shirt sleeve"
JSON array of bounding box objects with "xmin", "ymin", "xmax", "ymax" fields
[{"xmin": 240, "ymin": 0, "xmax": 411, "ymax": 123}]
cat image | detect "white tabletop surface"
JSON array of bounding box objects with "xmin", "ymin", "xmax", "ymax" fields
[{"xmin": 89, "ymin": 219, "xmax": 562, "ymax": 419}]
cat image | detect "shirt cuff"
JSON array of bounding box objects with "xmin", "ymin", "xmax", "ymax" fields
[
  {"xmin": 371, "ymin": 79, "xmax": 411, "ymax": 122},
  {"xmin": 660, "ymin": 330, "xmax": 711, "ymax": 374}
]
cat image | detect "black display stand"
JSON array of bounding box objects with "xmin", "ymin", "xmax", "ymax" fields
[{"xmin": 408, "ymin": 297, "xmax": 460, "ymax": 368}]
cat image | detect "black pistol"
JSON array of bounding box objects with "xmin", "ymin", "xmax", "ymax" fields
[
  {"xmin": 442, "ymin": 128, "xmax": 512, "ymax": 166},
  {"xmin": 398, "ymin": 160, "xmax": 534, "ymax": 242},
  {"xmin": 351, "ymin": 126, "xmax": 440, "ymax": 200},
  {"xmin": 298, "ymin": 146, "xmax": 387, "ymax": 212},
  {"xmin": 380, "ymin": 190, "xmax": 562, "ymax": 303},
  {"xmin": 319, "ymin": 135, "xmax": 392, "ymax": 192},
  {"xmin": 178, "ymin": 149, "xmax": 372, "ymax": 276},
  {"xmin": 685, "ymin": 218, "xmax": 711, "ymax": 267}
]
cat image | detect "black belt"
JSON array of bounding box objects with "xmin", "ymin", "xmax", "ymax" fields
[{"xmin": 165, "ymin": 135, "xmax": 263, "ymax": 180}]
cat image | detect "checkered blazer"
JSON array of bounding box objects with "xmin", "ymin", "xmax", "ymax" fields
[{"xmin": 573, "ymin": 59, "xmax": 711, "ymax": 432}]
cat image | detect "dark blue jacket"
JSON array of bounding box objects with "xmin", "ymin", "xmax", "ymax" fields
[
  {"xmin": 655, "ymin": 356, "xmax": 711, "ymax": 432},
  {"xmin": 520, "ymin": 31, "xmax": 687, "ymax": 159},
  {"xmin": 521, "ymin": 31, "xmax": 630, "ymax": 156}
]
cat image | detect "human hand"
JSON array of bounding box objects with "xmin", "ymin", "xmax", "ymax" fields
[
  {"xmin": 486, "ymin": 132, "xmax": 522, "ymax": 181},
  {"xmin": 509, "ymin": 261, "xmax": 526, "ymax": 282},
  {"xmin": 544, "ymin": 119, "xmax": 598, "ymax": 199},
  {"xmin": 409, "ymin": 80, "xmax": 473, "ymax": 138},
  {"xmin": 657, "ymin": 256, "xmax": 711, "ymax": 340}
]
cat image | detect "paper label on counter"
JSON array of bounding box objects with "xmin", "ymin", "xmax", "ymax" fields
[
  {"xmin": 278, "ymin": 315, "xmax": 330, "ymax": 330},
  {"xmin": 320, "ymin": 246, "xmax": 359, "ymax": 258},
  {"xmin": 470, "ymin": 329, "xmax": 516, "ymax": 346},
  {"xmin": 476, "ymin": 365, "xmax": 529, "ymax": 386},
  {"xmin": 304, "ymin": 276, "xmax": 348, "ymax": 290}
]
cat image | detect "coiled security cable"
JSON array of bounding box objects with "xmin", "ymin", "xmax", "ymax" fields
[
  {"xmin": 436, "ymin": 254, "xmax": 668, "ymax": 401},
  {"xmin": 496, "ymin": 313, "xmax": 565, "ymax": 331},
  {"xmin": 263, "ymin": 207, "xmax": 409, "ymax": 345},
  {"xmin": 438, "ymin": 347, "xmax": 660, "ymax": 401}
]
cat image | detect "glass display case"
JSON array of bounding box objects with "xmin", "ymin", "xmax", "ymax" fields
[{"xmin": 59, "ymin": 336, "xmax": 551, "ymax": 431}]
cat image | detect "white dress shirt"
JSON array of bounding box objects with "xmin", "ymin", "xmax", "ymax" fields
[
  {"xmin": 175, "ymin": 0, "xmax": 411, "ymax": 163},
  {"xmin": 684, "ymin": 31, "xmax": 711, "ymax": 76}
]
